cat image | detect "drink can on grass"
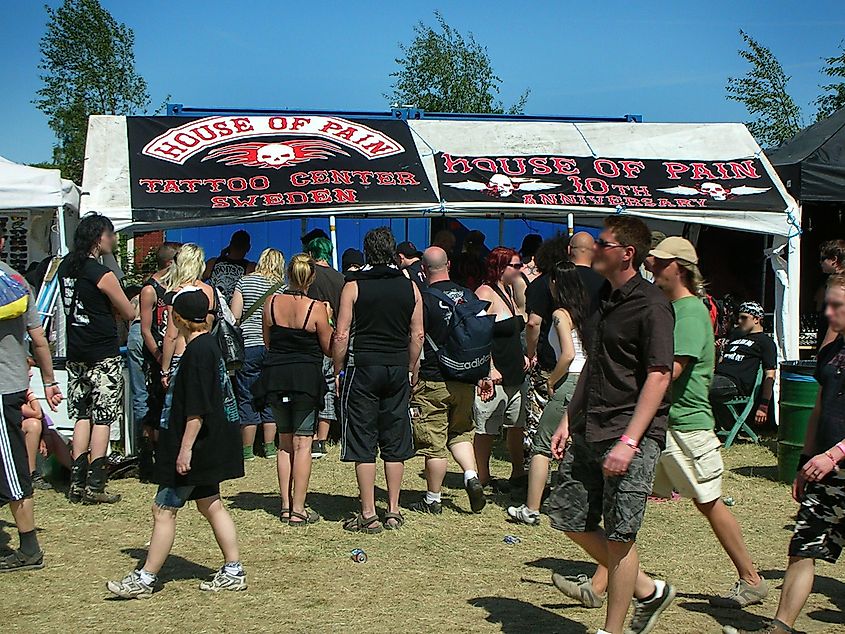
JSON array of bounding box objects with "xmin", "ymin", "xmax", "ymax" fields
[
  {"xmin": 351, "ymin": 548, "xmax": 368, "ymax": 563},
  {"xmin": 503, "ymin": 535, "xmax": 521, "ymax": 545}
]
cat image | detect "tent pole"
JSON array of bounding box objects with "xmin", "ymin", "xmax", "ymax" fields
[
  {"xmin": 567, "ymin": 213, "xmax": 574, "ymax": 237},
  {"xmin": 498, "ymin": 214, "xmax": 504, "ymax": 245},
  {"xmin": 786, "ymin": 206, "xmax": 802, "ymax": 360},
  {"xmin": 56, "ymin": 205, "xmax": 69, "ymax": 256},
  {"xmin": 329, "ymin": 215, "xmax": 338, "ymax": 270}
]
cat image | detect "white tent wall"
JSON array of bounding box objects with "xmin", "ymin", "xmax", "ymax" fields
[{"xmin": 81, "ymin": 114, "xmax": 801, "ymax": 362}]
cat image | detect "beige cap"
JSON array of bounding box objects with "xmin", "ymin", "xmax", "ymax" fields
[{"xmin": 649, "ymin": 236, "xmax": 699, "ymax": 265}]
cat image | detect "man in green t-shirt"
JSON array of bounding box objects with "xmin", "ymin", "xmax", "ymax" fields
[{"xmin": 649, "ymin": 237, "xmax": 767, "ymax": 609}]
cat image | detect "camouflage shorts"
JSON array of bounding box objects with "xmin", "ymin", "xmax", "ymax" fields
[
  {"xmin": 547, "ymin": 434, "xmax": 661, "ymax": 542},
  {"xmin": 67, "ymin": 356, "xmax": 124, "ymax": 426},
  {"xmin": 789, "ymin": 470, "xmax": 845, "ymax": 564}
]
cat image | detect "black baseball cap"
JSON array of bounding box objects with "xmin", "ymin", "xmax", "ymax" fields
[
  {"xmin": 172, "ymin": 287, "xmax": 209, "ymax": 324},
  {"xmin": 301, "ymin": 228, "xmax": 329, "ymax": 245},
  {"xmin": 341, "ymin": 248, "xmax": 365, "ymax": 272},
  {"xmin": 396, "ymin": 241, "xmax": 421, "ymax": 258}
]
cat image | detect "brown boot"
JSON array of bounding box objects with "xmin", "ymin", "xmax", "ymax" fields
[
  {"xmin": 82, "ymin": 457, "xmax": 121, "ymax": 504},
  {"xmin": 68, "ymin": 452, "xmax": 88, "ymax": 504}
]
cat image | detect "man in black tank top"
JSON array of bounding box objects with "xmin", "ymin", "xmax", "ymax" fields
[{"xmin": 334, "ymin": 228, "xmax": 424, "ymax": 533}]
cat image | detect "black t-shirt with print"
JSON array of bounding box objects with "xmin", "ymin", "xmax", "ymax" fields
[
  {"xmin": 155, "ymin": 333, "xmax": 244, "ymax": 487},
  {"xmin": 715, "ymin": 330, "xmax": 778, "ymax": 395},
  {"xmin": 814, "ymin": 336, "xmax": 845, "ymax": 455},
  {"xmin": 57, "ymin": 257, "xmax": 120, "ymax": 363},
  {"xmin": 420, "ymin": 280, "xmax": 476, "ymax": 382}
]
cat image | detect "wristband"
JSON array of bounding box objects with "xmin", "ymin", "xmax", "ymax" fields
[
  {"xmin": 44, "ymin": 382, "xmax": 59, "ymax": 388},
  {"xmin": 619, "ymin": 435, "xmax": 639, "ymax": 450},
  {"xmin": 825, "ymin": 451, "xmax": 839, "ymax": 467},
  {"xmin": 836, "ymin": 442, "xmax": 845, "ymax": 460}
]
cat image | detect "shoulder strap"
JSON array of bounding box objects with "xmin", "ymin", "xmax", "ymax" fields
[
  {"xmin": 269, "ymin": 295, "xmax": 278, "ymax": 327},
  {"xmin": 302, "ymin": 300, "xmax": 317, "ymax": 330},
  {"xmin": 490, "ymin": 284, "xmax": 516, "ymax": 316},
  {"xmin": 425, "ymin": 286, "xmax": 456, "ymax": 307},
  {"xmin": 242, "ymin": 279, "xmax": 284, "ymax": 324}
]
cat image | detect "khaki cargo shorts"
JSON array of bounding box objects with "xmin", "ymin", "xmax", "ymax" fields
[{"xmin": 652, "ymin": 428, "xmax": 724, "ymax": 504}]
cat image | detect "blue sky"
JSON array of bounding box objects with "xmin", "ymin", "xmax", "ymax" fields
[{"xmin": 1, "ymin": 0, "xmax": 844, "ymax": 167}]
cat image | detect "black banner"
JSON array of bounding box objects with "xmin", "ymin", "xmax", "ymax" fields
[
  {"xmin": 126, "ymin": 116, "xmax": 437, "ymax": 221},
  {"xmin": 435, "ymin": 152, "xmax": 785, "ymax": 212}
]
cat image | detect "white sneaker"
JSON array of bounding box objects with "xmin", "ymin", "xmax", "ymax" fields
[
  {"xmin": 506, "ymin": 504, "xmax": 540, "ymax": 526},
  {"xmin": 199, "ymin": 567, "xmax": 248, "ymax": 592},
  {"xmin": 106, "ymin": 570, "xmax": 154, "ymax": 599}
]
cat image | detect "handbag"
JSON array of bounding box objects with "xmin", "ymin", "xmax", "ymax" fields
[{"xmin": 211, "ymin": 288, "xmax": 245, "ymax": 372}]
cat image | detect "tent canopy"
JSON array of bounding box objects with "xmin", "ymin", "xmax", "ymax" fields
[
  {"xmin": 768, "ymin": 106, "xmax": 845, "ymax": 202},
  {"xmin": 81, "ymin": 114, "xmax": 797, "ymax": 237},
  {"xmin": 0, "ymin": 155, "xmax": 80, "ymax": 212}
]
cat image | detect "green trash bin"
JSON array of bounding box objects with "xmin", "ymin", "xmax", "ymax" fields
[{"xmin": 778, "ymin": 361, "xmax": 819, "ymax": 483}]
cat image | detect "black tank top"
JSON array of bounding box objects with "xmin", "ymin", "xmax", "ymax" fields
[
  {"xmin": 144, "ymin": 277, "xmax": 168, "ymax": 349},
  {"xmin": 351, "ymin": 265, "xmax": 415, "ymax": 367},
  {"xmin": 489, "ymin": 284, "xmax": 526, "ymax": 386},
  {"xmin": 268, "ymin": 295, "xmax": 322, "ymax": 362},
  {"xmin": 404, "ymin": 260, "xmax": 428, "ymax": 289}
]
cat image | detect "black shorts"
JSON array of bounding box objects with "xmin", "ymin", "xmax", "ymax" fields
[
  {"xmin": 547, "ymin": 434, "xmax": 661, "ymax": 542},
  {"xmin": 0, "ymin": 391, "xmax": 33, "ymax": 503},
  {"xmin": 339, "ymin": 365, "xmax": 414, "ymax": 463},
  {"xmin": 789, "ymin": 471, "xmax": 845, "ymax": 564}
]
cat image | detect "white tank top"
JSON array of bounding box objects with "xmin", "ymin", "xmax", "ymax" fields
[{"xmin": 548, "ymin": 319, "xmax": 587, "ymax": 374}]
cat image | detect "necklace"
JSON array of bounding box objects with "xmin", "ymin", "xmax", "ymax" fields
[{"xmin": 283, "ymin": 289, "xmax": 305, "ymax": 296}]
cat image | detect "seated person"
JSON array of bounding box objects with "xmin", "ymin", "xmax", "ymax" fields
[
  {"xmin": 21, "ymin": 389, "xmax": 73, "ymax": 490},
  {"xmin": 709, "ymin": 301, "xmax": 777, "ymax": 426}
]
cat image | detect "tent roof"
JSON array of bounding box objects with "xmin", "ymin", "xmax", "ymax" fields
[
  {"xmin": 82, "ymin": 114, "xmax": 797, "ymax": 236},
  {"xmin": 767, "ymin": 106, "xmax": 845, "ymax": 202},
  {"xmin": 0, "ymin": 155, "xmax": 80, "ymax": 212}
]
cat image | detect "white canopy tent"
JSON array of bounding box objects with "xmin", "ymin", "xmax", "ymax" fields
[{"xmin": 81, "ymin": 114, "xmax": 801, "ymax": 361}]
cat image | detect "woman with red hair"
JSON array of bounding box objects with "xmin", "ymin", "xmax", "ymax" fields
[{"xmin": 473, "ymin": 247, "xmax": 529, "ymax": 492}]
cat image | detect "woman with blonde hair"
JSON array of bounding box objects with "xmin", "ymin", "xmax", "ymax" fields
[
  {"xmin": 230, "ymin": 248, "xmax": 286, "ymax": 461},
  {"xmin": 160, "ymin": 244, "xmax": 216, "ymax": 391},
  {"xmin": 252, "ymin": 254, "xmax": 332, "ymax": 525}
]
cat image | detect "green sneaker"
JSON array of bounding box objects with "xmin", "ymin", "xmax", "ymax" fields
[
  {"xmin": 263, "ymin": 443, "xmax": 276, "ymax": 459},
  {"xmin": 243, "ymin": 446, "xmax": 255, "ymax": 462}
]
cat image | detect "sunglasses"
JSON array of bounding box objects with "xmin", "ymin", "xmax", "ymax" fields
[
  {"xmin": 506, "ymin": 262, "xmax": 523, "ymax": 270},
  {"xmin": 595, "ymin": 238, "xmax": 625, "ymax": 250}
]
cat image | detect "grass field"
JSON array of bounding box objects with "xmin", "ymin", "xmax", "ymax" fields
[{"xmin": 1, "ymin": 441, "xmax": 843, "ymax": 634}]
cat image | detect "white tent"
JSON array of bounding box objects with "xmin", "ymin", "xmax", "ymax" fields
[
  {"xmin": 0, "ymin": 155, "xmax": 80, "ymax": 257},
  {"xmin": 81, "ymin": 114, "xmax": 801, "ymax": 361}
]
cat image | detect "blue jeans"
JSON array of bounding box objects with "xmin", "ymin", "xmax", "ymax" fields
[
  {"xmin": 127, "ymin": 322, "xmax": 148, "ymax": 429},
  {"xmin": 235, "ymin": 346, "xmax": 274, "ymax": 425}
]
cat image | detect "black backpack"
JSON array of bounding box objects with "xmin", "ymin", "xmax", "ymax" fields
[{"xmin": 424, "ymin": 287, "xmax": 495, "ymax": 383}]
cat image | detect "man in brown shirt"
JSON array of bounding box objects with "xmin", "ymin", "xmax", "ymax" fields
[{"xmin": 546, "ymin": 217, "xmax": 675, "ymax": 634}]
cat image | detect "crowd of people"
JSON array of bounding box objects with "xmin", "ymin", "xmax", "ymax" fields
[{"xmin": 0, "ymin": 214, "xmax": 844, "ymax": 634}]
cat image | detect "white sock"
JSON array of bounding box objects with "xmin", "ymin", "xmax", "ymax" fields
[
  {"xmin": 647, "ymin": 578, "xmax": 666, "ymax": 602},
  {"xmin": 424, "ymin": 491, "xmax": 441, "ymax": 504},
  {"xmin": 223, "ymin": 561, "xmax": 244, "ymax": 576},
  {"xmin": 138, "ymin": 568, "xmax": 157, "ymax": 586},
  {"xmin": 464, "ymin": 470, "xmax": 478, "ymax": 485}
]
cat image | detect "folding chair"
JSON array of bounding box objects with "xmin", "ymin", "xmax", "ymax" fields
[{"xmin": 717, "ymin": 367, "xmax": 764, "ymax": 449}]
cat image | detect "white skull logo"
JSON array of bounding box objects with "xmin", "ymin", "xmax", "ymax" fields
[
  {"xmin": 258, "ymin": 143, "xmax": 296, "ymax": 167},
  {"xmin": 488, "ymin": 174, "xmax": 515, "ymax": 198},
  {"xmin": 699, "ymin": 182, "xmax": 728, "ymax": 200}
]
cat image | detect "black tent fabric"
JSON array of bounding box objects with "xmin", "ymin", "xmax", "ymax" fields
[{"xmin": 768, "ymin": 106, "xmax": 845, "ymax": 202}]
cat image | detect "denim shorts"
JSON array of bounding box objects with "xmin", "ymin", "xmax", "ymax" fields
[
  {"xmin": 154, "ymin": 484, "xmax": 220, "ymax": 510},
  {"xmin": 236, "ymin": 346, "xmax": 275, "ymax": 425}
]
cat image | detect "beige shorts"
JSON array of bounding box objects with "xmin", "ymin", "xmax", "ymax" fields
[
  {"xmin": 473, "ymin": 382, "xmax": 527, "ymax": 435},
  {"xmin": 653, "ymin": 428, "xmax": 724, "ymax": 504}
]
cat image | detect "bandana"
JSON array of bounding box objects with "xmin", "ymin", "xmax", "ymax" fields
[{"xmin": 738, "ymin": 301, "xmax": 764, "ymax": 320}]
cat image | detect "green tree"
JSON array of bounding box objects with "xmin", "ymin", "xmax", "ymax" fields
[
  {"xmin": 726, "ymin": 30, "xmax": 802, "ymax": 148},
  {"xmin": 388, "ymin": 11, "xmax": 529, "ymax": 114},
  {"xmin": 815, "ymin": 41, "xmax": 845, "ymax": 121},
  {"xmin": 34, "ymin": 0, "xmax": 151, "ymax": 183}
]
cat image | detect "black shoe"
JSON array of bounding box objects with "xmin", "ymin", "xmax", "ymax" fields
[
  {"xmin": 407, "ymin": 498, "xmax": 442, "ymax": 515},
  {"xmin": 465, "ymin": 477, "xmax": 487, "ymax": 513},
  {"xmin": 83, "ymin": 457, "xmax": 121, "ymax": 504},
  {"xmin": 311, "ymin": 440, "xmax": 327, "ymax": 459},
  {"xmin": 68, "ymin": 452, "xmax": 88, "ymax": 504},
  {"xmin": 31, "ymin": 471, "xmax": 52, "ymax": 491},
  {"xmin": 627, "ymin": 580, "xmax": 676, "ymax": 634}
]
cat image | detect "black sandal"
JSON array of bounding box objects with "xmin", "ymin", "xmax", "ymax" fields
[
  {"xmin": 288, "ymin": 509, "xmax": 321, "ymax": 526},
  {"xmin": 343, "ymin": 513, "xmax": 383, "ymax": 534},
  {"xmin": 383, "ymin": 511, "xmax": 405, "ymax": 530},
  {"xmin": 280, "ymin": 508, "xmax": 290, "ymax": 524}
]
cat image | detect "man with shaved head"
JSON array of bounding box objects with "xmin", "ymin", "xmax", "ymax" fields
[
  {"xmin": 407, "ymin": 246, "xmax": 492, "ymax": 515},
  {"xmin": 569, "ymin": 232, "xmax": 606, "ymax": 324}
]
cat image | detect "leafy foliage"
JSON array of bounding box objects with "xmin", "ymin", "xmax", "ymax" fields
[
  {"xmin": 34, "ymin": 0, "xmax": 151, "ymax": 183},
  {"xmin": 815, "ymin": 41, "xmax": 845, "ymax": 121},
  {"xmin": 388, "ymin": 11, "xmax": 529, "ymax": 115},
  {"xmin": 726, "ymin": 30, "xmax": 802, "ymax": 148}
]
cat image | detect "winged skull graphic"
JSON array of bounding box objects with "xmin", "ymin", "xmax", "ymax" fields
[
  {"xmin": 657, "ymin": 182, "xmax": 770, "ymax": 201},
  {"xmin": 202, "ymin": 140, "xmax": 350, "ymax": 169},
  {"xmin": 445, "ymin": 174, "xmax": 559, "ymax": 198}
]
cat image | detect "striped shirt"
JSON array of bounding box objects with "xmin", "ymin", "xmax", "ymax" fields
[{"xmin": 236, "ymin": 274, "xmax": 283, "ymax": 347}]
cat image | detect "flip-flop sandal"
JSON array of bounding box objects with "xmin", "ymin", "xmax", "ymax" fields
[
  {"xmin": 280, "ymin": 508, "xmax": 291, "ymax": 524},
  {"xmin": 383, "ymin": 511, "xmax": 405, "ymax": 530},
  {"xmin": 288, "ymin": 509, "xmax": 321, "ymax": 526},
  {"xmin": 343, "ymin": 513, "xmax": 383, "ymax": 535}
]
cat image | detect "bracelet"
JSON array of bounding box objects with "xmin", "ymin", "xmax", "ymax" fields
[
  {"xmin": 44, "ymin": 382, "xmax": 59, "ymax": 388},
  {"xmin": 825, "ymin": 451, "xmax": 839, "ymax": 467},
  {"xmin": 836, "ymin": 442, "xmax": 845, "ymax": 460},
  {"xmin": 620, "ymin": 434, "xmax": 639, "ymax": 450}
]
